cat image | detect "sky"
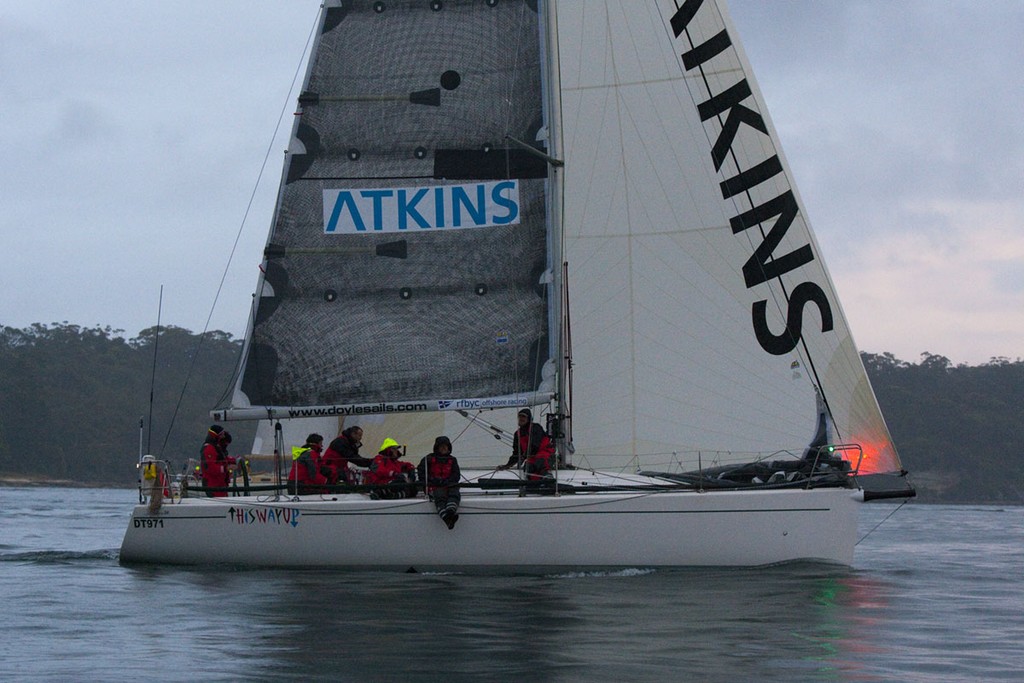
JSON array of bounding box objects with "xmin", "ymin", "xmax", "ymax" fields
[{"xmin": 1, "ymin": 1, "xmax": 1021, "ymax": 366}]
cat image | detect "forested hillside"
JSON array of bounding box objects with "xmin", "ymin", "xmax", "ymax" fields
[
  {"xmin": 0, "ymin": 323, "xmax": 1021, "ymax": 503},
  {"xmin": 0, "ymin": 323, "xmax": 255, "ymax": 486},
  {"xmin": 862, "ymin": 351, "xmax": 1024, "ymax": 503}
]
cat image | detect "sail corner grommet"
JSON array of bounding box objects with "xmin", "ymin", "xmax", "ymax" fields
[
  {"xmin": 399, "ymin": 287, "xmax": 412, "ymax": 300},
  {"xmin": 324, "ymin": 289, "xmax": 338, "ymax": 302},
  {"xmin": 373, "ymin": 2, "xmax": 385, "ymax": 13},
  {"xmin": 347, "ymin": 148, "xmax": 360, "ymax": 161},
  {"xmin": 475, "ymin": 283, "xmax": 487, "ymax": 296},
  {"xmin": 414, "ymin": 146, "xmax": 427, "ymax": 159}
]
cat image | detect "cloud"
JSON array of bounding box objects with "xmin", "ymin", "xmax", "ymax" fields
[
  {"xmin": 0, "ymin": 1, "xmax": 1020, "ymax": 366},
  {"xmin": 0, "ymin": 2, "xmax": 316, "ymax": 336},
  {"xmin": 833, "ymin": 198, "xmax": 1024, "ymax": 363},
  {"xmin": 730, "ymin": 0, "xmax": 1024, "ymax": 364}
]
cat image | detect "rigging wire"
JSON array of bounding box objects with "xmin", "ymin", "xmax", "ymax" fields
[
  {"xmin": 454, "ymin": 410, "xmax": 515, "ymax": 447},
  {"xmin": 855, "ymin": 498, "xmax": 911, "ymax": 546},
  {"xmin": 146, "ymin": 285, "xmax": 163, "ymax": 454},
  {"xmin": 562, "ymin": 261, "xmax": 574, "ymax": 456},
  {"xmin": 157, "ymin": 12, "xmax": 321, "ymax": 456},
  {"xmin": 448, "ymin": 416, "xmax": 478, "ymax": 448},
  {"xmin": 213, "ymin": 290, "xmax": 258, "ymax": 411}
]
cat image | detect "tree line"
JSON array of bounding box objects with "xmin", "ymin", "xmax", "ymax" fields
[
  {"xmin": 0, "ymin": 323, "xmax": 1020, "ymax": 503},
  {"xmin": 861, "ymin": 351, "xmax": 1023, "ymax": 503},
  {"xmin": 0, "ymin": 323, "xmax": 255, "ymax": 486}
]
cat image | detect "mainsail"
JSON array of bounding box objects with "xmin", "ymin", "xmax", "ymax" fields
[
  {"xmin": 225, "ymin": 1, "xmax": 556, "ymax": 421},
  {"xmin": 555, "ymin": 0, "xmax": 901, "ymax": 474}
]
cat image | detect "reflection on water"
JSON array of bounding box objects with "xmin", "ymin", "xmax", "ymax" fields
[
  {"xmin": 796, "ymin": 574, "xmax": 895, "ymax": 682},
  {"xmin": 108, "ymin": 563, "xmax": 896, "ymax": 682},
  {"xmin": 3, "ymin": 490, "xmax": 1023, "ymax": 682}
]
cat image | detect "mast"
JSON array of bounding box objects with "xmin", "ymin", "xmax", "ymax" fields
[{"xmin": 541, "ymin": 0, "xmax": 570, "ymax": 467}]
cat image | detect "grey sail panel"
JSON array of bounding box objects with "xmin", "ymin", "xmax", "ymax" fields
[{"xmin": 235, "ymin": 1, "xmax": 553, "ymax": 411}]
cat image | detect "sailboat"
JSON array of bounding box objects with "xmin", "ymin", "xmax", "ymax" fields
[{"xmin": 120, "ymin": 0, "xmax": 914, "ymax": 569}]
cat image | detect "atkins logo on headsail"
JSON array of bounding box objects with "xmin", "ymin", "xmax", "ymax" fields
[
  {"xmin": 668, "ymin": 0, "xmax": 835, "ymax": 356},
  {"xmin": 323, "ymin": 180, "xmax": 520, "ymax": 234}
]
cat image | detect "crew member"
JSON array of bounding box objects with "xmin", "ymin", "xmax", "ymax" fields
[
  {"xmin": 321, "ymin": 425, "xmax": 371, "ymax": 485},
  {"xmin": 417, "ymin": 436, "xmax": 461, "ymax": 529},
  {"xmin": 365, "ymin": 438, "xmax": 416, "ymax": 499},
  {"xmin": 200, "ymin": 425, "xmax": 236, "ymax": 497},
  {"xmin": 498, "ymin": 409, "xmax": 554, "ymax": 480},
  {"xmin": 287, "ymin": 433, "xmax": 328, "ymax": 495}
]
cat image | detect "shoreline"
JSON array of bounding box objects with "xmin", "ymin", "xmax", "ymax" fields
[{"xmin": 0, "ymin": 476, "xmax": 132, "ymax": 490}]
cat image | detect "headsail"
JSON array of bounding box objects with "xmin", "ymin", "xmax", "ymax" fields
[
  {"xmin": 223, "ymin": 0, "xmax": 556, "ymax": 422},
  {"xmin": 555, "ymin": 0, "xmax": 901, "ymax": 474}
]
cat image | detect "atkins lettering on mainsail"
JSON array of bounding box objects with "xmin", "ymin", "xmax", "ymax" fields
[
  {"xmin": 668, "ymin": 0, "xmax": 834, "ymax": 355},
  {"xmin": 323, "ymin": 180, "xmax": 520, "ymax": 234}
]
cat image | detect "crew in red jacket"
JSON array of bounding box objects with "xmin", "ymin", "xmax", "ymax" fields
[
  {"xmin": 498, "ymin": 409, "xmax": 554, "ymax": 480},
  {"xmin": 287, "ymin": 433, "xmax": 328, "ymax": 495},
  {"xmin": 365, "ymin": 438, "xmax": 416, "ymax": 499},
  {"xmin": 321, "ymin": 425, "xmax": 371, "ymax": 485},
  {"xmin": 417, "ymin": 436, "xmax": 461, "ymax": 529},
  {"xmin": 200, "ymin": 425, "xmax": 236, "ymax": 497}
]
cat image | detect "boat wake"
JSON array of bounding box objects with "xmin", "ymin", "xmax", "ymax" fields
[
  {"xmin": 549, "ymin": 568, "xmax": 657, "ymax": 579},
  {"xmin": 1, "ymin": 548, "xmax": 120, "ymax": 564}
]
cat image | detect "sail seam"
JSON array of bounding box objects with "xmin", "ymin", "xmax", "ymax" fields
[{"xmin": 602, "ymin": 1, "xmax": 640, "ymax": 460}]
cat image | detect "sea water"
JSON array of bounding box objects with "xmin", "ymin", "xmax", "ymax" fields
[{"xmin": 1, "ymin": 487, "xmax": 1021, "ymax": 682}]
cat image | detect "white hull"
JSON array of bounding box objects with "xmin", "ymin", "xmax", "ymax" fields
[{"xmin": 120, "ymin": 472, "xmax": 862, "ymax": 569}]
